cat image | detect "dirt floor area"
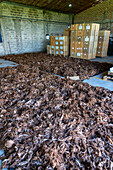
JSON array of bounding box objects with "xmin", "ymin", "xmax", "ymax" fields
[
  {"xmin": 0, "ymin": 61, "xmax": 113, "ymax": 169},
  {"xmin": 0, "ymin": 52, "xmax": 112, "ymax": 80}
]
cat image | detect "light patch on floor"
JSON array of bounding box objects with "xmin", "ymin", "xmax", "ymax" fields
[
  {"xmin": 88, "ymin": 56, "xmax": 113, "ymax": 91},
  {"xmin": 0, "ymin": 59, "xmax": 18, "ymax": 68},
  {"xmin": 83, "ymin": 75, "xmax": 113, "ymax": 91}
]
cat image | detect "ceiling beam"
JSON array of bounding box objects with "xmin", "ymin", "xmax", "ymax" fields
[
  {"xmin": 1, "ymin": 0, "xmax": 73, "ymax": 15},
  {"xmin": 0, "ymin": 0, "xmax": 106, "ymax": 15},
  {"xmin": 74, "ymin": 0, "xmax": 106, "ymax": 15}
]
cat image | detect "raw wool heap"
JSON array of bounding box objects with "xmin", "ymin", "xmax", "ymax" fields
[
  {"xmin": 0, "ymin": 65, "xmax": 113, "ymax": 169},
  {"xmin": 0, "ymin": 52, "xmax": 112, "ymax": 79}
]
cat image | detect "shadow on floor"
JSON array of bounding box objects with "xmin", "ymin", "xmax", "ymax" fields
[{"xmin": 91, "ymin": 56, "xmax": 113, "ymax": 64}]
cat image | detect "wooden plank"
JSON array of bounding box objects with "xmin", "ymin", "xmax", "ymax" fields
[
  {"xmin": 1, "ymin": 0, "xmax": 107, "ymax": 15},
  {"xmin": 74, "ymin": 0, "xmax": 106, "ymax": 14}
]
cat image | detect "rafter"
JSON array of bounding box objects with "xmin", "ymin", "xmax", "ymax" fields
[{"xmin": 0, "ymin": 0, "xmax": 106, "ymax": 15}]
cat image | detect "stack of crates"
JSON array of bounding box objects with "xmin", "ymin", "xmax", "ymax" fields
[
  {"xmin": 54, "ymin": 36, "xmax": 69, "ymax": 56},
  {"xmin": 47, "ymin": 35, "xmax": 69, "ymax": 57},
  {"xmin": 63, "ymin": 28, "xmax": 71, "ymax": 36},
  {"xmin": 96, "ymin": 30, "xmax": 110, "ymax": 57},
  {"xmin": 47, "ymin": 45, "xmax": 51, "ymax": 55},
  {"xmin": 70, "ymin": 23, "xmax": 100, "ymax": 59},
  {"xmin": 70, "ymin": 24, "xmax": 83, "ymax": 58},
  {"xmin": 50, "ymin": 36, "xmax": 55, "ymax": 55}
]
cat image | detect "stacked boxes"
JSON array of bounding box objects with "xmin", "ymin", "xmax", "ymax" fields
[
  {"xmin": 83, "ymin": 24, "xmax": 99, "ymax": 59},
  {"xmin": 47, "ymin": 45, "xmax": 50, "ymax": 55},
  {"xmin": 70, "ymin": 24, "xmax": 84, "ymax": 58},
  {"xmin": 54, "ymin": 36, "xmax": 69, "ymax": 56},
  {"xmin": 47, "ymin": 45, "xmax": 55, "ymax": 55},
  {"xmin": 70, "ymin": 23, "xmax": 100, "ymax": 59},
  {"xmin": 63, "ymin": 28, "xmax": 71, "ymax": 36},
  {"xmin": 50, "ymin": 36, "xmax": 55, "ymax": 55},
  {"xmin": 96, "ymin": 30, "xmax": 110, "ymax": 57},
  {"xmin": 47, "ymin": 35, "xmax": 69, "ymax": 57},
  {"xmin": 50, "ymin": 36, "xmax": 55, "ymax": 46}
]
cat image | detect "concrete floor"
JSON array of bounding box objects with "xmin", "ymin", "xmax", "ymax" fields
[
  {"xmin": 91, "ymin": 56, "xmax": 113, "ymax": 64},
  {"xmin": 0, "ymin": 150, "xmax": 7, "ymax": 170},
  {"xmin": 84, "ymin": 56, "xmax": 113, "ymax": 91},
  {"xmin": 83, "ymin": 76, "xmax": 113, "ymax": 91},
  {"xmin": 0, "ymin": 59, "xmax": 18, "ymax": 68}
]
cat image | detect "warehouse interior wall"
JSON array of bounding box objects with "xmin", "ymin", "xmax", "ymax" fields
[
  {"xmin": 74, "ymin": 0, "xmax": 113, "ymax": 35},
  {"xmin": 0, "ymin": 2, "xmax": 72, "ymax": 56}
]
